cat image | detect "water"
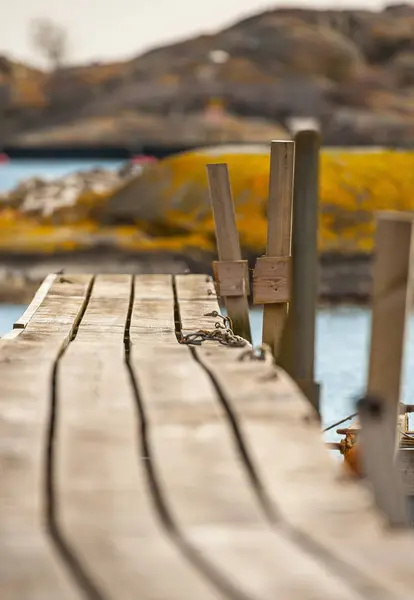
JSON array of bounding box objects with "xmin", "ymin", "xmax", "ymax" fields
[
  {"xmin": 0, "ymin": 158, "xmax": 123, "ymax": 192},
  {"xmin": 0, "ymin": 305, "xmax": 26, "ymax": 335},
  {"xmin": 2, "ymin": 159, "xmax": 414, "ymax": 441}
]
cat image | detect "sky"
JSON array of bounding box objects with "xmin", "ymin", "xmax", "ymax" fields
[{"xmin": 0, "ymin": 0, "xmax": 410, "ymax": 67}]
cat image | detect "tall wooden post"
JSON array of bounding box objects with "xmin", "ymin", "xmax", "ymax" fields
[
  {"xmin": 254, "ymin": 140, "xmax": 295, "ymax": 358},
  {"xmin": 206, "ymin": 163, "xmax": 252, "ymax": 342},
  {"xmin": 359, "ymin": 212, "xmax": 414, "ymax": 526},
  {"xmin": 278, "ymin": 130, "xmax": 320, "ymax": 413}
]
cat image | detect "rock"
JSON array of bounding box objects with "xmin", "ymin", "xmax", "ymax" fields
[
  {"xmin": 390, "ymin": 51, "xmax": 414, "ymax": 87},
  {"xmin": 12, "ymin": 111, "xmax": 289, "ymax": 145},
  {"xmin": 324, "ymin": 107, "xmax": 414, "ymax": 146},
  {"xmin": 0, "ymin": 166, "xmax": 138, "ymax": 221},
  {"xmin": 222, "ymin": 16, "xmax": 364, "ymax": 81},
  {"xmin": 1, "ymin": 5, "xmax": 414, "ymax": 147}
]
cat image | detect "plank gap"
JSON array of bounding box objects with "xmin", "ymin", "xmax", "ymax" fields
[
  {"xmin": 125, "ymin": 277, "xmax": 256, "ymax": 600},
  {"xmin": 45, "ymin": 275, "xmax": 108, "ymax": 600}
]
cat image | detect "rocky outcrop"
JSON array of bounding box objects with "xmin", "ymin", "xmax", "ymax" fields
[
  {"xmin": 0, "ymin": 162, "xmax": 142, "ymax": 223},
  {"xmin": 1, "ymin": 145, "xmax": 414, "ymax": 303},
  {"xmin": 1, "ymin": 4, "xmax": 414, "ymax": 146}
]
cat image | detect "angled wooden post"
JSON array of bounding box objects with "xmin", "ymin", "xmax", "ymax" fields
[
  {"xmin": 278, "ymin": 130, "xmax": 321, "ymax": 413},
  {"xmin": 206, "ymin": 163, "xmax": 252, "ymax": 342},
  {"xmin": 358, "ymin": 212, "xmax": 414, "ymax": 526},
  {"xmin": 254, "ymin": 140, "xmax": 295, "ymax": 358}
]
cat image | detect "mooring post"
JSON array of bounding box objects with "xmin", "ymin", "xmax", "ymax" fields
[
  {"xmin": 358, "ymin": 212, "xmax": 414, "ymax": 526},
  {"xmin": 206, "ymin": 163, "xmax": 252, "ymax": 342},
  {"xmin": 254, "ymin": 140, "xmax": 295, "ymax": 358},
  {"xmin": 278, "ymin": 130, "xmax": 321, "ymax": 414}
]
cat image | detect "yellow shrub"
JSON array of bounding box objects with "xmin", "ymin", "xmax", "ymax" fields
[
  {"xmin": 2, "ymin": 149, "xmax": 414, "ymax": 255},
  {"xmin": 319, "ymin": 151, "xmax": 414, "ymax": 252},
  {"xmin": 106, "ymin": 148, "xmax": 414, "ymax": 255}
]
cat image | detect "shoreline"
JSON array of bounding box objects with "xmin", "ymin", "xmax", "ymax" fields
[{"xmin": 0, "ymin": 250, "xmax": 373, "ymax": 306}]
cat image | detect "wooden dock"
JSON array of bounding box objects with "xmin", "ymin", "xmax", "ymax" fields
[{"xmin": 1, "ymin": 271, "xmax": 414, "ymax": 600}]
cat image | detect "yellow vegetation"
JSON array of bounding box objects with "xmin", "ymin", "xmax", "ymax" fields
[
  {"xmin": 1, "ymin": 149, "xmax": 414, "ymax": 255},
  {"xmin": 105, "ymin": 148, "xmax": 414, "ymax": 255}
]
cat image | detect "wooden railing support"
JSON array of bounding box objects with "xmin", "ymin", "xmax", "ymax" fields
[
  {"xmin": 206, "ymin": 163, "xmax": 252, "ymax": 342},
  {"xmin": 254, "ymin": 140, "xmax": 295, "ymax": 359},
  {"xmin": 278, "ymin": 129, "xmax": 321, "ymax": 413},
  {"xmin": 359, "ymin": 212, "xmax": 414, "ymax": 526}
]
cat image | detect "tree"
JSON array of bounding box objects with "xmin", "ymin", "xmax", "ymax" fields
[{"xmin": 30, "ymin": 19, "xmax": 68, "ymax": 71}]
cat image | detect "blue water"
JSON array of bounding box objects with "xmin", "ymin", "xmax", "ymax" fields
[
  {"xmin": 0, "ymin": 158, "xmax": 123, "ymax": 192},
  {"xmin": 255, "ymin": 307, "xmax": 414, "ymax": 441},
  {"xmin": 0, "ymin": 305, "xmax": 26, "ymax": 335},
  {"xmin": 1, "ymin": 159, "xmax": 414, "ymax": 440}
]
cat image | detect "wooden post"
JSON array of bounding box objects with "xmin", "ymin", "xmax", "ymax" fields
[
  {"xmin": 206, "ymin": 163, "xmax": 252, "ymax": 342},
  {"xmin": 256, "ymin": 140, "xmax": 295, "ymax": 358},
  {"xmin": 278, "ymin": 130, "xmax": 320, "ymax": 413},
  {"xmin": 358, "ymin": 212, "xmax": 414, "ymax": 526}
]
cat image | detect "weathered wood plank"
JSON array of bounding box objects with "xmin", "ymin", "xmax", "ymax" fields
[
  {"xmin": 4, "ymin": 271, "xmax": 413, "ymax": 600},
  {"xmin": 13, "ymin": 273, "xmax": 57, "ymax": 329},
  {"xmin": 206, "ymin": 163, "xmax": 252, "ymax": 341},
  {"xmin": 1, "ymin": 328, "xmax": 23, "ymax": 340},
  {"xmin": 278, "ymin": 130, "xmax": 320, "ymax": 412},
  {"xmin": 130, "ymin": 275, "xmax": 360, "ymax": 600},
  {"xmin": 360, "ymin": 213, "xmax": 414, "ymax": 524},
  {"xmin": 130, "ymin": 275, "xmax": 176, "ymax": 344},
  {"xmin": 261, "ymin": 140, "xmax": 295, "ymax": 357},
  {"xmin": 0, "ymin": 276, "xmax": 94, "ymax": 600},
  {"xmin": 55, "ymin": 274, "xmax": 219, "ymax": 600},
  {"xmin": 176, "ymin": 274, "xmax": 414, "ymax": 599}
]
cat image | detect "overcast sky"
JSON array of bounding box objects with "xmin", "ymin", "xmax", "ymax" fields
[{"xmin": 0, "ymin": 0, "xmax": 409, "ymax": 67}]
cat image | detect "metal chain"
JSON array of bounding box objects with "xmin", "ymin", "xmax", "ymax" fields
[
  {"xmin": 179, "ymin": 310, "xmax": 249, "ymax": 348},
  {"xmin": 179, "ymin": 311, "xmax": 276, "ymax": 366},
  {"xmin": 237, "ymin": 344, "xmax": 273, "ymax": 362}
]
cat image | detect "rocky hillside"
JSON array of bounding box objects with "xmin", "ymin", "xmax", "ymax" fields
[{"xmin": 1, "ymin": 3, "xmax": 414, "ymax": 147}]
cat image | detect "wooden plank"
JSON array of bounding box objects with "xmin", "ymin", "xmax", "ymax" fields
[
  {"xmin": 55, "ymin": 274, "xmax": 219, "ymax": 600},
  {"xmin": 130, "ymin": 274, "xmax": 176, "ymax": 340},
  {"xmin": 176, "ymin": 274, "xmax": 414, "ymax": 599},
  {"xmin": 260, "ymin": 140, "xmax": 295, "ymax": 358},
  {"xmin": 253, "ymin": 256, "xmax": 291, "ymax": 304},
  {"xmin": 13, "ymin": 273, "xmax": 57, "ymax": 329},
  {"xmin": 1, "ymin": 328, "xmax": 22, "ymax": 340},
  {"xmin": 359, "ymin": 213, "xmax": 414, "ymax": 525},
  {"xmin": 12, "ymin": 274, "xmax": 90, "ymax": 332},
  {"xmin": 0, "ymin": 276, "xmax": 93, "ymax": 600},
  {"xmin": 175, "ymin": 275, "xmax": 224, "ymax": 335},
  {"xmin": 206, "ymin": 163, "xmax": 252, "ymax": 341},
  {"xmin": 129, "ymin": 275, "xmax": 361, "ymax": 600},
  {"xmin": 368, "ymin": 213, "xmax": 414, "ymax": 443},
  {"xmin": 398, "ymin": 449, "xmax": 414, "ymax": 495},
  {"xmin": 213, "ymin": 260, "xmax": 250, "ymax": 297},
  {"xmin": 279, "ymin": 129, "xmax": 320, "ymax": 412}
]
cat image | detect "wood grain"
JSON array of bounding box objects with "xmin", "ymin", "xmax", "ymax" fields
[
  {"xmin": 0, "ymin": 275, "xmax": 93, "ymax": 600},
  {"xmin": 176, "ymin": 274, "xmax": 414, "ymax": 600},
  {"xmin": 207, "ymin": 163, "xmax": 252, "ymax": 342},
  {"xmin": 261, "ymin": 140, "xmax": 295, "ymax": 357},
  {"xmin": 278, "ymin": 130, "xmax": 320, "ymax": 412},
  {"xmin": 129, "ymin": 275, "xmax": 360, "ymax": 600},
  {"xmin": 360, "ymin": 214, "xmax": 414, "ymax": 525},
  {"xmin": 13, "ymin": 273, "xmax": 57, "ymax": 329},
  {"xmin": 55, "ymin": 274, "xmax": 218, "ymax": 600},
  {"xmin": 2, "ymin": 271, "xmax": 414, "ymax": 600}
]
